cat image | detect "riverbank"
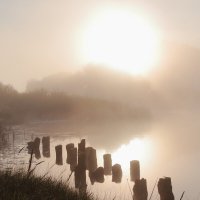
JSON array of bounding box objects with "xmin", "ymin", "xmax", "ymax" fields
[{"xmin": 0, "ymin": 170, "xmax": 94, "ymax": 200}]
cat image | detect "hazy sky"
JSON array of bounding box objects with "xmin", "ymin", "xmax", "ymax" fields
[
  {"xmin": 1, "ymin": 1, "xmax": 200, "ymax": 197},
  {"xmin": 1, "ymin": 0, "xmax": 200, "ymax": 90}
]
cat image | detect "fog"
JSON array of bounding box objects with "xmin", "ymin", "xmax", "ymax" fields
[
  {"xmin": 27, "ymin": 41, "xmax": 200, "ymax": 110},
  {"xmin": 1, "ymin": 0, "xmax": 200, "ymax": 198},
  {"xmin": 1, "ymin": 39, "xmax": 200, "ymax": 153},
  {"xmin": 1, "ymin": 0, "xmax": 200, "ymax": 90},
  {"xmin": 23, "ymin": 42, "xmax": 200, "ymax": 197}
]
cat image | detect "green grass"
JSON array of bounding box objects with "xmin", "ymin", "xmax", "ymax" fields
[{"xmin": 0, "ymin": 170, "xmax": 94, "ymax": 200}]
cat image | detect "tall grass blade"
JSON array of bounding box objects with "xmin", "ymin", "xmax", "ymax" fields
[
  {"xmin": 180, "ymin": 191, "xmax": 185, "ymax": 200},
  {"xmin": 148, "ymin": 178, "xmax": 158, "ymax": 200}
]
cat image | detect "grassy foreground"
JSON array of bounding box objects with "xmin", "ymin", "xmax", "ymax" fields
[{"xmin": 0, "ymin": 171, "xmax": 94, "ymax": 200}]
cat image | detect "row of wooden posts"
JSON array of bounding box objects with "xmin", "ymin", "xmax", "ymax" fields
[{"xmin": 27, "ymin": 137, "xmax": 174, "ymax": 200}]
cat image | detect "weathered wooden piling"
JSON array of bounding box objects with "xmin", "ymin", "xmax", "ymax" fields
[
  {"xmin": 27, "ymin": 141, "xmax": 34, "ymax": 154},
  {"xmin": 27, "ymin": 138, "xmax": 41, "ymax": 159},
  {"xmin": 88, "ymin": 171, "xmax": 94, "ymax": 185},
  {"xmin": 78, "ymin": 139, "xmax": 86, "ymax": 168},
  {"xmin": 42, "ymin": 136, "xmax": 50, "ymax": 157},
  {"xmin": 133, "ymin": 178, "xmax": 148, "ymax": 200},
  {"xmin": 55, "ymin": 145, "xmax": 63, "ymax": 165},
  {"xmin": 85, "ymin": 147, "xmax": 97, "ymax": 172},
  {"xmin": 34, "ymin": 137, "xmax": 41, "ymax": 159},
  {"xmin": 66, "ymin": 143, "xmax": 74, "ymax": 164},
  {"xmin": 75, "ymin": 165, "xmax": 86, "ymax": 188},
  {"xmin": 69, "ymin": 147, "xmax": 77, "ymax": 171},
  {"xmin": 158, "ymin": 177, "xmax": 174, "ymax": 200},
  {"xmin": 112, "ymin": 164, "xmax": 122, "ymax": 183},
  {"xmin": 89, "ymin": 167, "xmax": 104, "ymax": 184},
  {"xmin": 103, "ymin": 154, "xmax": 112, "ymax": 175},
  {"xmin": 75, "ymin": 139, "xmax": 87, "ymax": 193},
  {"xmin": 130, "ymin": 160, "xmax": 140, "ymax": 182}
]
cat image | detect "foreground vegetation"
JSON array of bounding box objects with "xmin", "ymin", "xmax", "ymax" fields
[{"xmin": 0, "ymin": 170, "xmax": 94, "ymax": 200}]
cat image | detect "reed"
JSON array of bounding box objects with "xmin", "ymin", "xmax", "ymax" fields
[{"xmin": 0, "ymin": 170, "xmax": 94, "ymax": 200}]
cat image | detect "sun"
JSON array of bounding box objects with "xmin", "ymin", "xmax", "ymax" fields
[{"xmin": 80, "ymin": 9, "xmax": 160, "ymax": 75}]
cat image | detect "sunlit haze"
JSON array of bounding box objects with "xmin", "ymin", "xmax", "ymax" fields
[
  {"xmin": 1, "ymin": 1, "xmax": 200, "ymax": 199},
  {"xmin": 81, "ymin": 9, "xmax": 160, "ymax": 75},
  {"xmin": 112, "ymin": 138, "xmax": 153, "ymax": 170}
]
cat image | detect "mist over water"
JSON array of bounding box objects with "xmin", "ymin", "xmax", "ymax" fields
[
  {"xmin": 1, "ymin": 108, "xmax": 200, "ymax": 199},
  {"xmin": 1, "ymin": 1, "xmax": 200, "ymax": 199},
  {"xmin": 1, "ymin": 40, "xmax": 200, "ymax": 199}
]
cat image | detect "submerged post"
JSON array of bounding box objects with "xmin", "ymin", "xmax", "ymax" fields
[
  {"xmin": 42, "ymin": 136, "xmax": 50, "ymax": 157},
  {"xmin": 27, "ymin": 141, "xmax": 34, "ymax": 154},
  {"xmin": 66, "ymin": 143, "xmax": 74, "ymax": 164},
  {"xmin": 158, "ymin": 177, "xmax": 174, "ymax": 200},
  {"xmin": 112, "ymin": 164, "xmax": 122, "ymax": 183},
  {"xmin": 27, "ymin": 138, "xmax": 41, "ymax": 159},
  {"xmin": 103, "ymin": 154, "xmax": 112, "ymax": 175},
  {"xmin": 133, "ymin": 178, "xmax": 148, "ymax": 200},
  {"xmin": 55, "ymin": 145, "xmax": 63, "ymax": 165},
  {"xmin": 69, "ymin": 147, "xmax": 77, "ymax": 171},
  {"xmin": 85, "ymin": 147, "xmax": 97, "ymax": 172},
  {"xmin": 34, "ymin": 137, "xmax": 41, "ymax": 159},
  {"xmin": 90, "ymin": 167, "xmax": 104, "ymax": 184},
  {"xmin": 75, "ymin": 139, "xmax": 87, "ymax": 193},
  {"xmin": 130, "ymin": 160, "xmax": 140, "ymax": 182}
]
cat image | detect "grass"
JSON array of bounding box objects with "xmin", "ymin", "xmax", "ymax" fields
[{"xmin": 0, "ymin": 170, "xmax": 94, "ymax": 200}]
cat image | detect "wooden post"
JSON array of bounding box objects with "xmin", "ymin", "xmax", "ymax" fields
[
  {"xmin": 27, "ymin": 138, "xmax": 41, "ymax": 159},
  {"xmin": 75, "ymin": 139, "xmax": 87, "ymax": 193},
  {"xmin": 89, "ymin": 171, "xmax": 94, "ymax": 185},
  {"xmin": 78, "ymin": 139, "xmax": 86, "ymax": 168},
  {"xmin": 42, "ymin": 136, "xmax": 50, "ymax": 157},
  {"xmin": 69, "ymin": 147, "xmax": 77, "ymax": 171},
  {"xmin": 158, "ymin": 177, "xmax": 174, "ymax": 200},
  {"xmin": 112, "ymin": 164, "xmax": 122, "ymax": 183},
  {"xmin": 55, "ymin": 145, "xmax": 63, "ymax": 165},
  {"xmin": 90, "ymin": 167, "xmax": 104, "ymax": 184},
  {"xmin": 85, "ymin": 147, "xmax": 97, "ymax": 172},
  {"xmin": 75, "ymin": 166, "xmax": 84, "ymax": 188},
  {"xmin": 133, "ymin": 178, "xmax": 148, "ymax": 200},
  {"xmin": 66, "ymin": 143, "xmax": 74, "ymax": 164},
  {"xmin": 103, "ymin": 154, "xmax": 112, "ymax": 175},
  {"xmin": 27, "ymin": 141, "xmax": 34, "ymax": 154},
  {"xmin": 130, "ymin": 160, "xmax": 140, "ymax": 182},
  {"xmin": 34, "ymin": 137, "xmax": 41, "ymax": 159}
]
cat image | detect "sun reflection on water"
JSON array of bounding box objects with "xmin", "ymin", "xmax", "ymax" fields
[{"xmin": 112, "ymin": 138, "xmax": 153, "ymax": 171}]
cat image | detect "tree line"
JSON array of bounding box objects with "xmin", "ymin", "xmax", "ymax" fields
[{"xmin": 0, "ymin": 82, "xmax": 149, "ymax": 126}]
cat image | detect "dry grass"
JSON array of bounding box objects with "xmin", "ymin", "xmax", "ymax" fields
[{"xmin": 0, "ymin": 170, "xmax": 94, "ymax": 200}]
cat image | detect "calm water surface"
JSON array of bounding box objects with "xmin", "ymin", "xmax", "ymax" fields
[
  {"xmin": 0, "ymin": 125, "xmax": 144, "ymax": 200},
  {"xmin": 1, "ymin": 112, "xmax": 200, "ymax": 200}
]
